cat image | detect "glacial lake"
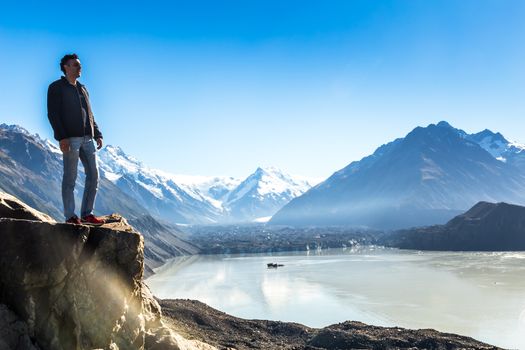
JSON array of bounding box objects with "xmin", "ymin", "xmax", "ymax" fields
[{"xmin": 146, "ymin": 247, "xmax": 525, "ymax": 349}]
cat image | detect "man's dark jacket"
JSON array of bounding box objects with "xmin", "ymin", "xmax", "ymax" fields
[{"xmin": 47, "ymin": 77, "xmax": 103, "ymax": 141}]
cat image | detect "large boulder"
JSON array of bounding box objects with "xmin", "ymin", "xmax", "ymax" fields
[
  {"xmin": 0, "ymin": 192, "xmax": 214, "ymax": 350},
  {"xmin": 0, "ymin": 218, "xmax": 148, "ymax": 349},
  {"xmin": 0, "ymin": 190, "xmax": 55, "ymax": 222}
]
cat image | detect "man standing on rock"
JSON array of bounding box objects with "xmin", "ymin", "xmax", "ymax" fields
[{"xmin": 47, "ymin": 53, "xmax": 105, "ymax": 225}]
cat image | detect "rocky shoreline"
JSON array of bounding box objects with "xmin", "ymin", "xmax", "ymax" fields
[{"xmin": 160, "ymin": 299, "xmax": 499, "ymax": 350}]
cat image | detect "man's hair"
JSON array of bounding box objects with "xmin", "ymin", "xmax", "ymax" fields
[{"xmin": 60, "ymin": 53, "xmax": 79, "ymax": 74}]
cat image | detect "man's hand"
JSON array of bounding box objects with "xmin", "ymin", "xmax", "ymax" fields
[
  {"xmin": 59, "ymin": 139, "xmax": 70, "ymax": 153},
  {"xmin": 96, "ymin": 138, "xmax": 103, "ymax": 150}
]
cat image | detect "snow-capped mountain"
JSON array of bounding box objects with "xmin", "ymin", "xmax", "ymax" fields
[
  {"xmin": 224, "ymin": 166, "xmax": 317, "ymax": 222},
  {"xmin": 98, "ymin": 146, "xmax": 226, "ymax": 224},
  {"xmin": 466, "ymin": 128, "xmax": 525, "ymax": 169},
  {"xmin": 98, "ymin": 146, "xmax": 317, "ymax": 223},
  {"xmin": 170, "ymin": 174, "xmax": 242, "ymax": 204},
  {"xmin": 271, "ymin": 121, "xmax": 525, "ymax": 229}
]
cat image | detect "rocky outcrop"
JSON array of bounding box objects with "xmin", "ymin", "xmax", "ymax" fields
[
  {"xmin": 0, "ymin": 191, "xmax": 55, "ymax": 222},
  {"xmin": 0, "ymin": 191, "xmax": 213, "ymax": 350},
  {"xmin": 0, "ymin": 304, "xmax": 40, "ymax": 349},
  {"xmin": 0, "ymin": 218, "xmax": 148, "ymax": 349},
  {"xmin": 383, "ymin": 201, "xmax": 525, "ymax": 250},
  {"xmin": 160, "ymin": 299, "xmax": 499, "ymax": 350}
]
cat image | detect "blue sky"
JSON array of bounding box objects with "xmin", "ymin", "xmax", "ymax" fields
[{"xmin": 1, "ymin": 0, "xmax": 524, "ymax": 178}]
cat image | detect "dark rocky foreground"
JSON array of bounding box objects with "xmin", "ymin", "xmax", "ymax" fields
[
  {"xmin": 160, "ymin": 299, "xmax": 499, "ymax": 350},
  {"xmin": 0, "ymin": 191, "xmax": 501, "ymax": 349},
  {"xmin": 0, "ymin": 191, "xmax": 202, "ymax": 349}
]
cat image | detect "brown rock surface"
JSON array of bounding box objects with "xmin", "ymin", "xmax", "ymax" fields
[
  {"xmin": 0, "ymin": 303, "xmax": 40, "ymax": 349},
  {"xmin": 160, "ymin": 299, "xmax": 500, "ymax": 350},
  {"xmin": 0, "ymin": 217, "xmax": 147, "ymax": 349},
  {"xmin": 0, "ymin": 193, "xmax": 214, "ymax": 350},
  {"xmin": 0, "ymin": 190, "xmax": 55, "ymax": 222}
]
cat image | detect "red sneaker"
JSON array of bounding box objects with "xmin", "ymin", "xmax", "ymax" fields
[
  {"xmin": 81, "ymin": 214, "xmax": 105, "ymax": 226},
  {"xmin": 65, "ymin": 216, "xmax": 81, "ymax": 225}
]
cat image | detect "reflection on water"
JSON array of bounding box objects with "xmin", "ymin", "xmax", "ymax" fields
[{"xmin": 147, "ymin": 247, "xmax": 525, "ymax": 349}]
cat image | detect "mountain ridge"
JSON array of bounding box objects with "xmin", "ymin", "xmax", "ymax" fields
[
  {"xmin": 0, "ymin": 123, "xmax": 315, "ymax": 224},
  {"xmin": 271, "ymin": 121, "xmax": 525, "ymax": 229},
  {"xmin": 382, "ymin": 201, "xmax": 525, "ymax": 250}
]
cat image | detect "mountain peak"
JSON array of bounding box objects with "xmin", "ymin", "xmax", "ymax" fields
[
  {"xmin": 254, "ymin": 166, "xmax": 283, "ymax": 175},
  {"xmin": 0, "ymin": 123, "xmax": 44, "ymax": 142},
  {"xmin": 436, "ymin": 120, "xmax": 453, "ymax": 129},
  {"xmin": 101, "ymin": 145, "xmax": 141, "ymax": 163},
  {"xmin": 0, "ymin": 123, "xmax": 30, "ymax": 135},
  {"xmin": 470, "ymin": 129, "xmax": 508, "ymax": 143},
  {"xmin": 104, "ymin": 144, "xmax": 128, "ymax": 157},
  {"xmin": 224, "ymin": 166, "xmax": 313, "ymax": 220},
  {"xmin": 404, "ymin": 121, "xmax": 465, "ymax": 146},
  {"xmin": 466, "ymin": 129, "xmax": 511, "ymax": 159}
]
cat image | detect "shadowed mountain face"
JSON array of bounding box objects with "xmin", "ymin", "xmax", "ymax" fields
[
  {"xmin": 382, "ymin": 201, "xmax": 525, "ymax": 250},
  {"xmin": 271, "ymin": 122, "xmax": 525, "ymax": 229}
]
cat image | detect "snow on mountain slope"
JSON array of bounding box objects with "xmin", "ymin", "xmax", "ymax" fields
[
  {"xmin": 223, "ymin": 166, "xmax": 318, "ymax": 221},
  {"xmin": 226, "ymin": 167, "xmax": 312, "ymax": 204},
  {"xmin": 97, "ymin": 146, "xmax": 225, "ymax": 223},
  {"xmin": 97, "ymin": 146, "xmax": 315, "ymax": 223},
  {"xmin": 170, "ymin": 174, "xmax": 242, "ymax": 205},
  {"xmin": 467, "ymin": 129, "xmax": 525, "ymax": 162},
  {"xmin": 1, "ymin": 123, "xmax": 62, "ymax": 156},
  {"xmin": 98, "ymin": 146, "xmax": 247, "ymax": 211},
  {"xmin": 0, "ymin": 124, "xmax": 316, "ymax": 224}
]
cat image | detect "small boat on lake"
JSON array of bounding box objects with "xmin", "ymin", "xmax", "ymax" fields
[{"xmin": 267, "ymin": 263, "xmax": 284, "ymax": 268}]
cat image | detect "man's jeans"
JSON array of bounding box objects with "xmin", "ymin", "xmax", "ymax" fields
[{"xmin": 62, "ymin": 136, "xmax": 99, "ymax": 220}]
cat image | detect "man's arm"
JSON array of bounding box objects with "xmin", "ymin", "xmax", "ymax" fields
[
  {"xmin": 93, "ymin": 120, "xmax": 103, "ymax": 141},
  {"xmin": 95, "ymin": 134, "xmax": 103, "ymax": 150},
  {"xmin": 47, "ymin": 83, "xmax": 67, "ymax": 141},
  {"xmin": 82, "ymin": 85, "xmax": 103, "ymax": 147}
]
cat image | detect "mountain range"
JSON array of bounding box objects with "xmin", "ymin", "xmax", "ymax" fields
[
  {"xmin": 3, "ymin": 121, "xmax": 525, "ymax": 233},
  {"xmin": 97, "ymin": 146, "xmax": 316, "ymax": 224},
  {"xmin": 0, "ymin": 123, "xmax": 317, "ymax": 225},
  {"xmin": 270, "ymin": 121, "xmax": 525, "ymax": 229}
]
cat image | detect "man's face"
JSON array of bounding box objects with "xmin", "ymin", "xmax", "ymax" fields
[{"xmin": 64, "ymin": 58, "xmax": 82, "ymax": 78}]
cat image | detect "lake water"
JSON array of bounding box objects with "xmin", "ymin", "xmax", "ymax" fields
[{"xmin": 146, "ymin": 247, "xmax": 525, "ymax": 349}]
